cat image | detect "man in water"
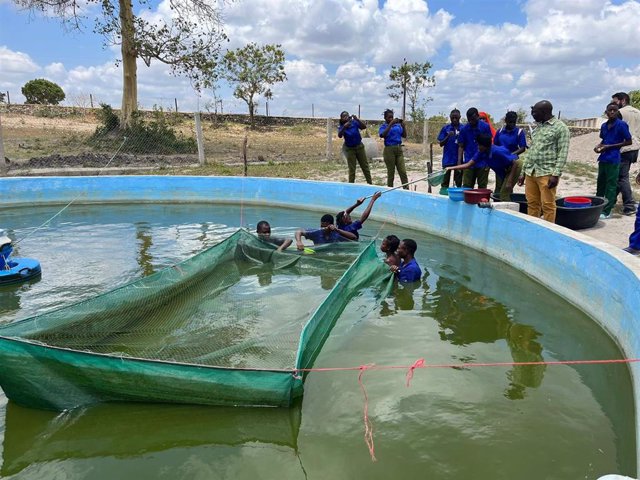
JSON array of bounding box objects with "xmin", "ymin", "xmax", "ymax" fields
[
  {"xmin": 295, "ymin": 214, "xmax": 357, "ymax": 250},
  {"xmin": 256, "ymin": 220, "xmax": 292, "ymax": 252},
  {"xmin": 390, "ymin": 239, "xmax": 422, "ymax": 283}
]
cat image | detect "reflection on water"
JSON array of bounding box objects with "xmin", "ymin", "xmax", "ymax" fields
[
  {"xmin": 1, "ymin": 400, "xmax": 301, "ymax": 477},
  {"xmin": 432, "ymin": 276, "xmax": 545, "ymax": 400},
  {"xmin": 0, "ymin": 202, "xmax": 635, "ymax": 479}
]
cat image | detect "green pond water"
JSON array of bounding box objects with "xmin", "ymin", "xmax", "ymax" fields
[{"xmin": 0, "ymin": 203, "xmax": 635, "ymax": 479}]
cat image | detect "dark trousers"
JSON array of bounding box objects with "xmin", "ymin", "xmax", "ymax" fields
[
  {"xmin": 597, "ymin": 162, "xmax": 620, "ymax": 216},
  {"xmin": 630, "ymin": 209, "xmax": 640, "ymax": 249},
  {"xmin": 462, "ymin": 167, "xmax": 490, "ymax": 189},
  {"xmin": 344, "ymin": 143, "xmax": 372, "ymax": 184},
  {"xmin": 617, "ymin": 150, "xmax": 638, "ymax": 213},
  {"xmin": 441, "ymin": 168, "xmax": 462, "ymax": 188}
]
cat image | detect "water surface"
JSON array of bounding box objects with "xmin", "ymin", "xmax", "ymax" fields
[{"xmin": 0, "ymin": 203, "xmax": 635, "ymax": 479}]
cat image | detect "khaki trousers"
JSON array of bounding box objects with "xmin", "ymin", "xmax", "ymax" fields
[{"xmin": 525, "ymin": 174, "xmax": 558, "ymax": 223}]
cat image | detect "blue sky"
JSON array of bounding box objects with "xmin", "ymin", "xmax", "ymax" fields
[{"xmin": 1, "ymin": 0, "xmax": 639, "ymax": 120}]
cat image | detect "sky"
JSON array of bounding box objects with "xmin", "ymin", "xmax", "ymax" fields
[{"xmin": 1, "ymin": 0, "xmax": 640, "ymax": 121}]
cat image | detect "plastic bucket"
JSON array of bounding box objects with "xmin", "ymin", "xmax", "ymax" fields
[
  {"xmin": 448, "ymin": 187, "xmax": 471, "ymax": 202},
  {"xmin": 563, "ymin": 197, "xmax": 592, "ymax": 208}
]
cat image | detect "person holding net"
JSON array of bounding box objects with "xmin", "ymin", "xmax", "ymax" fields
[
  {"xmin": 336, "ymin": 191, "xmax": 382, "ymax": 240},
  {"xmin": 256, "ymin": 220, "xmax": 292, "ymax": 251},
  {"xmin": 295, "ymin": 214, "xmax": 357, "ymax": 250}
]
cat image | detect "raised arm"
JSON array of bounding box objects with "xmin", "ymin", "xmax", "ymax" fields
[
  {"xmin": 353, "ymin": 115, "xmax": 367, "ymax": 129},
  {"xmin": 337, "ymin": 120, "xmax": 352, "ymax": 139},
  {"xmin": 359, "ymin": 191, "xmax": 382, "ymax": 224},
  {"xmin": 380, "ymin": 118, "xmax": 398, "ymax": 138},
  {"xmin": 345, "ymin": 197, "xmax": 365, "ymax": 215}
]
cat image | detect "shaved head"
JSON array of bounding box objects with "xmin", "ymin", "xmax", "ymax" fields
[{"xmin": 531, "ymin": 100, "xmax": 553, "ymax": 122}]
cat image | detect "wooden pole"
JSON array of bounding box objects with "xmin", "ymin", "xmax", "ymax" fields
[
  {"xmin": 312, "ymin": 104, "xmax": 315, "ymax": 118},
  {"xmin": 427, "ymin": 143, "xmax": 434, "ymax": 194},
  {"xmin": 422, "ymin": 118, "xmax": 428, "ymax": 154},
  {"xmin": 0, "ymin": 112, "xmax": 7, "ymax": 176},
  {"xmin": 194, "ymin": 112, "xmax": 205, "ymax": 166},
  {"xmin": 401, "ymin": 58, "xmax": 407, "ymax": 121},
  {"xmin": 90, "ymin": 94, "xmax": 94, "ymax": 108},
  {"xmin": 6, "ymin": 91, "xmax": 10, "ymax": 105},
  {"xmin": 242, "ymin": 133, "xmax": 248, "ymax": 177},
  {"xmin": 174, "ymin": 98, "xmax": 179, "ymax": 113},
  {"xmin": 326, "ymin": 118, "xmax": 332, "ymax": 160},
  {"xmin": 358, "ymin": 104, "xmax": 361, "ymax": 117}
]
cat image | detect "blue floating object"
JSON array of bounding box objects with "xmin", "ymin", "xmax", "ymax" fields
[
  {"xmin": 448, "ymin": 187, "xmax": 471, "ymax": 202},
  {"xmin": 1, "ymin": 236, "xmax": 42, "ymax": 286}
]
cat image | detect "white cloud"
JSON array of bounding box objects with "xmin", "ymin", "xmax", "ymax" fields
[
  {"xmin": 0, "ymin": 46, "xmax": 39, "ymax": 84},
  {"xmin": 2, "ymin": 0, "xmax": 640, "ymax": 119}
]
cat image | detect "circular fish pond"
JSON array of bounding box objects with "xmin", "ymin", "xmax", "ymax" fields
[{"xmin": 0, "ymin": 177, "xmax": 637, "ymax": 479}]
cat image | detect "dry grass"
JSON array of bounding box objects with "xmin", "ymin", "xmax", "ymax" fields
[{"xmin": 2, "ymin": 112, "xmax": 440, "ymax": 184}]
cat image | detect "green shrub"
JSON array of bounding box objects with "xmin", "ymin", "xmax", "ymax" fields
[
  {"xmin": 22, "ymin": 78, "xmax": 66, "ymax": 105},
  {"xmin": 89, "ymin": 104, "xmax": 197, "ymax": 155}
]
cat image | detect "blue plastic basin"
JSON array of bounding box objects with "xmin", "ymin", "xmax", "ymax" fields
[{"xmin": 448, "ymin": 187, "xmax": 471, "ymax": 202}]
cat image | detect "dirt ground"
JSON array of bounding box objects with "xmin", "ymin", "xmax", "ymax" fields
[{"xmin": 2, "ymin": 112, "xmax": 638, "ymax": 252}]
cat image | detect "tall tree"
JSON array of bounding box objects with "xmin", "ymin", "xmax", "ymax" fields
[
  {"xmin": 387, "ymin": 61, "xmax": 435, "ymax": 121},
  {"xmin": 222, "ymin": 43, "xmax": 286, "ymax": 129},
  {"xmin": 14, "ymin": 0, "xmax": 228, "ymax": 127}
]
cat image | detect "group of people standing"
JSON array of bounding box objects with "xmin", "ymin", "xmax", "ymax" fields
[
  {"xmin": 437, "ymin": 102, "xmax": 568, "ymax": 222},
  {"xmin": 336, "ymin": 93, "xmax": 640, "ymax": 256},
  {"xmin": 437, "ymin": 94, "xmax": 640, "ymax": 255},
  {"xmin": 338, "ymin": 109, "xmax": 410, "ymax": 190}
]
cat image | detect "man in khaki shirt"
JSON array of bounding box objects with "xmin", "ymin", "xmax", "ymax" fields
[
  {"xmin": 518, "ymin": 100, "xmax": 570, "ymax": 223},
  {"xmin": 612, "ymin": 92, "xmax": 639, "ymax": 215}
]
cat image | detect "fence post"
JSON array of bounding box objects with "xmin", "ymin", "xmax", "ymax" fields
[
  {"xmin": 175, "ymin": 98, "xmax": 179, "ymax": 113},
  {"xmin": 194, "ymin": 112, "xmax": 206, "ymax": 166},
  {"xmin": 326, "ymin": 118, "xmax": 332, "ymax": 161},
  {"xmin": 0, "ymin": 112, "xmax": 6, "ymax": 176},
  {"xmin": 312, "ymin": 104, "xmax": 315, "ymax": 118},
  {"xmin": 6, "ymin": 91, "xmax": 10, "ymax": 105},
  {"xmin": 90, "ymin": 94, "xmax": 94, "ymax": 108},
  {"xmin": 423, "ymin": 119, "xmax": 428, "ymax": 155}
]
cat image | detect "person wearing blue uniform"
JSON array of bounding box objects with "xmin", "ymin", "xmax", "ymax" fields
[
  {"xmin": 338, "ymin": 111, "xmax": 372, "ymax": 184},
  {"xmin": 437, "ymin": 109, "xmax": 462, "ymax": 195},
  {"xmin": 446, "ymin": 134, "xmax": 523, "ymax": 201},
  {"xmin": 494, "ymin": 111, "xmax": 528, "ymax": 155},
  {"xmin": 336, "ymin": 191, "xmax": 381, "ymax": 239},
  {"xmin": 379, "ymin": 109, "xmax": 408, "ymax": 188},
  {"xmin": 295, "ymin": 214, "xmax": 357, "ymax": 250},
  {"xmin": 458, "ymin": 107, "xmax": 493, "ymax": 189},
  {"xmin": 390, "ymin": 239, "xmax": 421, "ymax": 283},
  {"xmin": 595, "ymin": 103, "xmax": 632, "ymax": 218}
]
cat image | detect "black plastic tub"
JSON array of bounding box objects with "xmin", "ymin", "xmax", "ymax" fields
[
  {"xmin": 490, "ymin": 193, "xmax": 528, "ymax": 214},
  {"xmin": 555, "ymin": 196, "xmax": 608, "ymax": 230},
  {"xmin": 490, "ymin": 194, "xmax": 608, "ymax": 230}
]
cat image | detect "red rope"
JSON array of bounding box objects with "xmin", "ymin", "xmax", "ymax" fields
[
  {"xmin": 294, "ymin": 357, "xmax": 640, "ymax": 462},
  {"xmin": 406, "ymin": 358, "xmax": 425, "ymax": 387},
  {"xmin": 358, "ymin": 364, "xmax": 376, "ymax": 462},
  {"xmin": 294, "ymin": 357, "xmax": 640, "ymax": 374}
]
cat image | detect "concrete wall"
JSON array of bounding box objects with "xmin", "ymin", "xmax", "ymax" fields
[{"xmin": 2, "ymin": 175, "xmax": 640, "ymax": 474}]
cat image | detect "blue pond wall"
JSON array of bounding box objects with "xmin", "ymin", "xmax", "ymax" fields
[{"xmin": 2, "ymin": 175, "xmax": 640, "ymax": 472}]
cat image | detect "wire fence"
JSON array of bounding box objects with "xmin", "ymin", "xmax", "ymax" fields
[{"xmin": 0, "ymin": 103, "xmax": 599, "ymax": 177}]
